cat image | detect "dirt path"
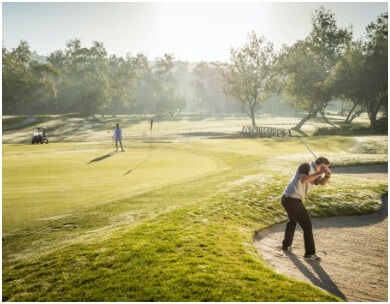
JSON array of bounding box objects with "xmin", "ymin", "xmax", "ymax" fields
[{"xmin": 253, "ymin": 166, "xmax": 388, "ymax": 302}]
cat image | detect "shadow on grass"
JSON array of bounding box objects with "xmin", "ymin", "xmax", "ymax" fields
[
  {"xmin": 87, "ymin": 151, "xmax": 118, "ymax": 164},
  {"xmin": 123, "ymin": 157, "xmax": 150, "ymax": 175},
  {"xmin": 123, "ymin": 146, "xmax": 152, "ymax": 176}
]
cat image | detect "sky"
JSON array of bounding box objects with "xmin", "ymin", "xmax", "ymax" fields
[{"xmin": 1, "ymin": 1, "xmax": 388, "ymax": 62}]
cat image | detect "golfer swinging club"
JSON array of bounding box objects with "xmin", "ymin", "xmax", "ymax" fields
[
  {"xmin": 113, "ymin": 123, "xmax": 125, "ymax": 152},
  {"xmin": 281, "ymin": 156, "xmax": 331, "ymax": 261}
]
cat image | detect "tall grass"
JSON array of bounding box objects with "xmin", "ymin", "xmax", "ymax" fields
[{"xmin": 2, "ymin": 131, "xmax": 387, "ymax": 301}]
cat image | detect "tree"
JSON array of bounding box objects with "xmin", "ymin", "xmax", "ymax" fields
[
  {"xmin": 223, "ymin": 31, "xmax": 277, "ymax": 126},
  {"xmin": 53, "ymin": 39, "xmax": 110, "ymax": 114},
  {"xmin": 192, "ymin": 62, "xmax": 216, "ymax": 115},
  {"xmin": 362, "ymin": 12, "xmax": 388, "ymax": 129},
  {"xmin": 107, "ymin": 53, "xmax": 149, "ymax": 116},
  {"xmin": 28, "ymin": 59, "xmax": 60, "ymax": 111},
  {"xmin": 132, "ymin": 68, "xmax": 154, "ymax": 116},
  {"xmin": 327, "ymin": 12, "xmax": 387, "ymax": 130},
  {"xmin": 2, "ymin": 41, "xmax": 59, "ymax": 114},
  {"xmin": 150, "ymin": 54, "xmax": 186, "ymax": 115},
  {"xmin": 326, "ymin": 42, "xmax": 367, "ymax": 122},
  {"xmin": 192, "ymin": 78, "xmax": 207, "ymax": 115},
  {"xmin": 192, "ymin": 62, "xmax": 237, "ymax": 115},
  {"xmin": 2, "ymin": 42, "xmax": 32, "ymax": 112},
  {"xmin": 278, "ymin": 6, "xmax": 352, "ymax": 131}
]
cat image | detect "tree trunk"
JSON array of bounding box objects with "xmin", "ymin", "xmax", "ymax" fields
[
  {"xmin": 345, "ymin": 102, "xmax": 358, "ymax": 123},
  {"xmin": 320, "ymin": 111, "xmax": 335, "ymax": 127},
  {"xmin": 366, "ymin": 97, "xmax": 381, "ymax": 130},
  {"xmin": 292, "ymin": 101, "xmax": 318, "ymax": 131},
  {"xmin": 250, "ymin": 106, "xmax": 256, "ymax": 127},
  {"xmin": 349, "ymin": 110, "xmax": 364, "ymax": 122},
  {"xmin": 292, "ymin": 113, "xmax": 314, "ymax": 131}
]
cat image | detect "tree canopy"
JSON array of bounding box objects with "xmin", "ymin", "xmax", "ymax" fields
[
  {"xmin": 278, "ymin": 6, "xmax": 352, "ymax": 131},
  {"xmin": 2, "ymin": 41, "xmax": 59, "ymax": 113},
  {"xmin": 223, "ymin": 31, "xmax": 278, "ymax": 126}
]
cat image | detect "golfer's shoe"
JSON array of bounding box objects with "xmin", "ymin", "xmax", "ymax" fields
[
  {"xmin": 304, "ymin": 254, "xmax": 321, "ymax": 261},
  {"xmin": 282, "ymin": 246, "xmax": 291, "ymax": 251},
  {"xmin": 122, "ymin": 149, "xmax": 125, "ymax": 152}
]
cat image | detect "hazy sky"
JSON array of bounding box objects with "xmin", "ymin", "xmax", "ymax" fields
[{"xmin": 2, "ymin": 1, "xmax": 388, "ymax": 62}]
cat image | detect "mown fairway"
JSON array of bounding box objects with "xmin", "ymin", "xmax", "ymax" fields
[{"xmin": 2, "ymin": 115, "xmax": 388, "ymax": 301}]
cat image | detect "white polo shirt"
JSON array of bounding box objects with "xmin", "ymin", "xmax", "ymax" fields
[{"xmin": 283, "ymin": 162, "xmax": 317, "ymax": 200}]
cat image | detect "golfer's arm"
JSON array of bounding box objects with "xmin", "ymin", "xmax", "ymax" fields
[{"xmin": 300, "ymin": 171, "xmax": 323, "ymax": 184}]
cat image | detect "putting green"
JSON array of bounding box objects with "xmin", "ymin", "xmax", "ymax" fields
[{"xmin": 2, "ymin": 142, "xmax": 218, "ymax": 233}]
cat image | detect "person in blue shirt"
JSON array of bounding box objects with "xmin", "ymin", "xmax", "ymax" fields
[{"xmin": 113, "ymin": 123, "xmax": 125, "ymax": 152}]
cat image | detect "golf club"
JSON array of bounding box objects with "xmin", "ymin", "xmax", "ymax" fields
[{"xmin": 298, "ymin": 136, "xmax": 317, "ymax": 159}]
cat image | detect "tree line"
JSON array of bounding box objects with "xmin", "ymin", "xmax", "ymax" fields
[
  {"xmin": 2, "ymin": 7, "xmax": 387, "ymax": 131},
  {"xmin": 2, "ymin": 40, "xmax": 241, "ymax": 118}
]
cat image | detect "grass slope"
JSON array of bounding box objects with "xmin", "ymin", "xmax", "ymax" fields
[{"xmin": 2, "ymin": 116, "xmax": 388, "ymax": 301}]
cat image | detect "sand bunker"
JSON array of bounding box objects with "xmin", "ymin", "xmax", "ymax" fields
[{"xmin": 254, "ymin": 165, "xmax": 388, "ymax": 301}]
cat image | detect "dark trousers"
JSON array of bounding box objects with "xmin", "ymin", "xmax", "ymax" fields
[{"xmin": 281, "ymin": 195, "xmax": 316, "ymax": 255}]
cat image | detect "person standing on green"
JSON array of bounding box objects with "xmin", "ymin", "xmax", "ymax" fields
[{"xmin": 113, "ymin": 123, "xmax": 125, "ymax": 152}]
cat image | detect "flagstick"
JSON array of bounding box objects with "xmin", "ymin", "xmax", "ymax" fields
[
  {"xmin": 149, "ymin": 130, "xmax": 152, "ymax": 157},
  {"xmin": 123, "ymin": 119, "xmax": 153, "ymax": 176},
  {"xmin": 149, "ymin": 119, "xmax": 153, "ymax": 157}
]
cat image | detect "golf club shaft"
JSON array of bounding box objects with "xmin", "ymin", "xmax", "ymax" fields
[{"xmin": 298, "ymin": 136, "xmax": 317, "ymax": 159}]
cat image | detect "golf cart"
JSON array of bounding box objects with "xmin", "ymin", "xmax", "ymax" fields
[{"xmin": 31, "ymin": 127, "xmax": 49, "ymax": 144}]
